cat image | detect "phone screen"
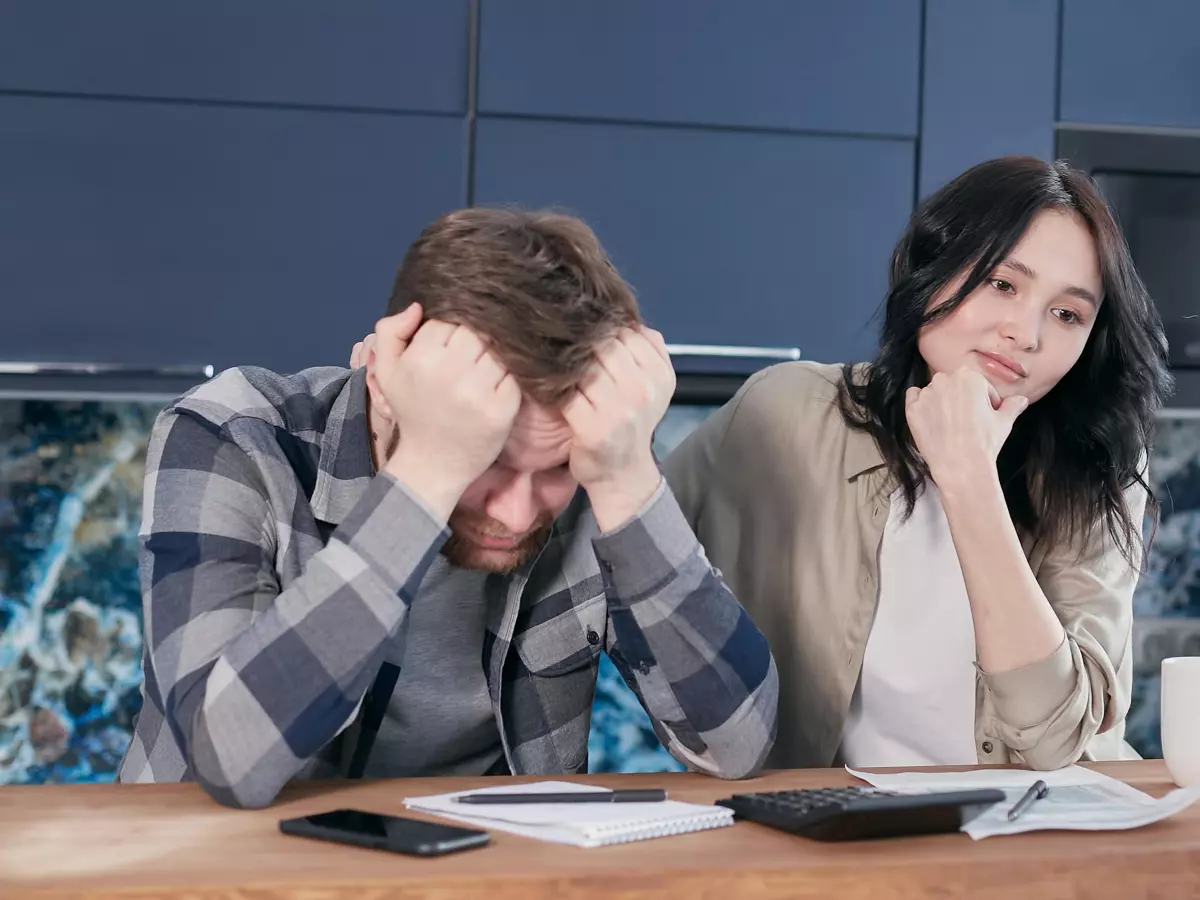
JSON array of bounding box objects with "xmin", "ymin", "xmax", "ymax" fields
[{"xmin": 281, "ymin": 809, "xmax": 489, "ymax": 856}]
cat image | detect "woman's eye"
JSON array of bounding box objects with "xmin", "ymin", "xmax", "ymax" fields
[
  {"xmin": 990, "ymin": 279, "xmax": 1015, "ymax": 294},
  {"xmin": 1054, "ymin": 308, "xmax": 1082, "ymax": 325}
]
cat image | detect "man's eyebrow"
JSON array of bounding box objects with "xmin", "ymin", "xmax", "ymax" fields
[{"xmin": 997, "ymin": 257, "xmax": 1099, "ymax": 307}]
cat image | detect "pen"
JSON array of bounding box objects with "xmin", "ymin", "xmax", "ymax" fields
[
  {"xmin": 454, "ymin": 789, "xmax": 668, "ymax": 805},
  {"xmin": 1007, "ymin": 779, "xmax": 1050, "ymax": 821}
]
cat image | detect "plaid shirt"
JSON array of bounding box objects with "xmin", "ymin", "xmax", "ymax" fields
[{"xmin": 118, "ymin": 366, "xmax": 778, "ymax": 808}]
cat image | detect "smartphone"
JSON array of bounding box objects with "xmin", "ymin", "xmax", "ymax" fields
[{"xmin": 279, "ymin": 808, "xmax": 490, "ymax": 857}]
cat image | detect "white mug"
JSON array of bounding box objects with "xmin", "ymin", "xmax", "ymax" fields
[{"xmin": 1161, "ymin": 656, "xmax": 1200, "ymax": 788}]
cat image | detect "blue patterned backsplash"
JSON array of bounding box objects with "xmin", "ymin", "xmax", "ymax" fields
[
  {"xmin": 2, "ymin": 397, "xmax": 1198, "ymax": 784},
  {"xmin": 1124, "ymin": 416, "xmax": 1200, "ymax": 758},
  {"xmin": 0, "ymin": 398, "xmax": 160, "ymax": 783}
]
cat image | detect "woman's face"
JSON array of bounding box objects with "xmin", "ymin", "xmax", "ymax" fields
[{"xmin": 917, "ymin": 209, "xmax": 1103, "ymax": 404}]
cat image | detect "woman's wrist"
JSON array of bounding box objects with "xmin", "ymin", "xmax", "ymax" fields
[{"xmin": 929, "ymin": 456, "xmax": 1001, "ymax": 506}]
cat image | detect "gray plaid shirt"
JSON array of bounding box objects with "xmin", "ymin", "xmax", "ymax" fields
[{"xmin": 118, "ymin": 365, "xmax": 778, "ymax": 808}]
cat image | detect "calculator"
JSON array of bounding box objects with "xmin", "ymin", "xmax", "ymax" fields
[{"xmin": 716, "ymin": 786, "xmax": 1006, "ymax": 842}]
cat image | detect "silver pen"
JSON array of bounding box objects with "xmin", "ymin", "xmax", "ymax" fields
[{"xmin": 1007, "ymin": 779, "xmax": 1050, "ymax": 821}]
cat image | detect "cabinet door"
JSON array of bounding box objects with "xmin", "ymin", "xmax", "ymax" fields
[
  {"xmin": 0, "ymin": 96, "xmax": 466, "ymax": 378},
  {"xmin": 1061, "ymin": 0, "xmax": 1200, "ymax": 129},
  {"xmin": 474, "ymin": 117, "xmax": 915, "ymax": 365},
  {"xmin": 919, "ymin": 0, "xmax": 1058, "ymax": 197},
  {"xmin": 0, "ymin": 0, "xmax": 469, "ymax": 113},
  {"xmin": 478, "ymin": 0, "xmax": 921, "ymax": 137}
]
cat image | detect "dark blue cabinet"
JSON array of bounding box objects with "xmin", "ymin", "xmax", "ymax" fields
[
  {"xmin": 0, "ymin": 96, "xmax": 466, "ymax": 375},
  {"xmin": 478, "ymin": 0, "xmax": 922, "ymax": 137},
  {"xmin": 919, "ymin": 0, "xmax": 1059, "ymax": 197},
  {"xmin": 0, "ymin": 0, "xmax": 470, "ymax": 113},
  {"xmin": 1061, "ymin": 0, "xmax": 1200, "ymax": 129},
  {"xmin": 474, "ymin": 117, "xmax": 915, "ymax": 364}
]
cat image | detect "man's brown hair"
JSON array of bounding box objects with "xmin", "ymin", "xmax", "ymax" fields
[{"xmin": 387, "ymin": 207, "xmax": 642, "ymax": 406}]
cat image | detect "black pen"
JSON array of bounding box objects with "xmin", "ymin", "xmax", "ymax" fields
[
  {"xmin": 1007, "ymin": 779, "xmax": 1050, "ymax": 821},
  {"xmin": 454, "ymin": 789, "xmax": 667, "ymax": 805}
]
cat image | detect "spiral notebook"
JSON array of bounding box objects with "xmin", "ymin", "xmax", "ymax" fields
[{"xmin": 404, "ymin": 780, "xmax": 734, "ymax": 848}]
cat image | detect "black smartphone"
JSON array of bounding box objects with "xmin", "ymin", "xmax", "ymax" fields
[{"xmin": 279, "ymin": 808, "xmax": 490, "ymax": 857}]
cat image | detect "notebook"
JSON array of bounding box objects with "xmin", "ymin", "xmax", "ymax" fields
[{"xmin": 404, "ymin": 780, "xmax": 734, "ymax": 848}]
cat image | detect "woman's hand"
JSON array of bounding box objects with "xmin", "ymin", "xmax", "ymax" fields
[{"xmin": 905, "ymin": 367, "xmax": 1028, "ymax": 492}]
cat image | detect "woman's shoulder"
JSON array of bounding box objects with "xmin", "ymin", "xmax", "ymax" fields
[
  {"xmin": 732, "ymin": 360, "xmax": 860, "ymax": 425},
  {"xmin": 699, "ymin": 360, "xmax": 864, "ymax": 469}
]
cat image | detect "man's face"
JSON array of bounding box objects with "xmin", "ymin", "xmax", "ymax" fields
[{"xmin": 442, "ymin": 398, "xmax": 578, "ymax": 573}]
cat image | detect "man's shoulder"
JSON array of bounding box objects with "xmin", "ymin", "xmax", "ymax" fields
[{"xmin": 169, "ymin": 365, "xmax": 355, "ymax": 434}]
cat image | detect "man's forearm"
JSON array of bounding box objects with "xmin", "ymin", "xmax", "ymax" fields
[
  {"xmin": 159, "ymin": 474, "xmax": 448, "ymax": 808},
  {"xmin": 593, "ymin": 484, "xmax": 778, "ymax": 778}
]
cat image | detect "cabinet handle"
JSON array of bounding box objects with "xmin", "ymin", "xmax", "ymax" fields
[
  {"xmin": 665, "ymin": 344, "xmax": 801, "ymax": 361},
  {"xmin": 0, "ymin": 362, "xmax": 215, "ymax": 378}
]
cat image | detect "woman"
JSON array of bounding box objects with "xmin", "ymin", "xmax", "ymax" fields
[{"xmin": 664, "ymin": 156, "xmax": 1171, "ymax": 771}]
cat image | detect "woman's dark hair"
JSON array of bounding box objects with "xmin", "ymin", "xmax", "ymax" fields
[{"xmin": 838, "ymin": 155, "xmax": 1172, "ymax": 565}]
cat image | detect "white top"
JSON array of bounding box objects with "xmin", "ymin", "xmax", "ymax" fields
[{"xmin": 840, "ymin": 481, "xmax": 980, "ymax": 767}]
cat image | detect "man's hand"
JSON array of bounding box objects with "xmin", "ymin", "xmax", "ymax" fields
[
  {"xmin": 354, "ymin": 304, "xmax": 416, "ymax": 371},
  {"xmin": 371, "ymin": 317, "xmax": 521, "ymax": 519},
  {"xmin": 563, "ymin": 326, "xmax": 675, "ymax": 531},
  {"xmin": 905, "ymin": 366, "xmax": 1028, "ymax": 499},
  {"xmin": 349, "ymin": 333, "xmax": 376, "ymax": 369}
]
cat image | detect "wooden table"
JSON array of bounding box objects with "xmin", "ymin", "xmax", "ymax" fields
[{"xmin": 1, "ymin": 761, "xmax": 1197, "ymax": 899}]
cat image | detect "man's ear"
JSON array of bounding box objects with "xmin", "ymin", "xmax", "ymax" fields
[{"xmin": 364, "ymin": 354, "xmax": 396, "ymax": 424}]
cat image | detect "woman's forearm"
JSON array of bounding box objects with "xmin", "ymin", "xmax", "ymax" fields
[{"xmin": 936, "ymin": 470, "xmax": 1066, "ymax": 674}]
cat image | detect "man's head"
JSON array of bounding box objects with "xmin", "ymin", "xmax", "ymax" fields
[{"xmin": 373, "ymin": 208, "xmax": 642, "ymax": 573}]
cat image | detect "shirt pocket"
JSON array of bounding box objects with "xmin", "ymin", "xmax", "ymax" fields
[{"xmin": 514, "ymin": 592, "xmax": 607, "ymax": 677}]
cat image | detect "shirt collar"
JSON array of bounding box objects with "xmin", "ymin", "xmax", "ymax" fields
[
  {"xmin": 840, "ymin": 363, "xmax": 887, "ymax": 481},
  {"xmin": 310, "ymin": 367, "xmax": 374, "ymax": 525},
  {"xmin": 843, "ymin": 426, "xmax": 886, "ymax": 481}
]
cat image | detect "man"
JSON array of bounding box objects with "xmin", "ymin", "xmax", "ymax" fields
[{"xmin": 119, "ymin": 208, "xmax": 778, "ymax": 808}]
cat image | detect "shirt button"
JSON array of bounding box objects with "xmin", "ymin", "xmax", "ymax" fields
[
  {"xmin": 847, "ymin": 653, "xmax": 853, "ymax": 666},
  {"xmin": 638, "ymin": 662, "xmax": 651, "ymax": 676},
  {"xmin": 982, "ymin": 741, "xmax": 994, "ymax": 754},
  {"xmin": 600, "ymin": 560, "xmax": 613, "ymax": 573},
  {"xmin": 586, "ymin": 628, "xmax": 600, "ymax": 646}
]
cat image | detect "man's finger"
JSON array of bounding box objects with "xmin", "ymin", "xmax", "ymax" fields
[
  {"xmin": 578, "ymin": 357, "xmax": 615, "ymax": 399},
  {"xmin": 392, "ymin": 302, "xmax": 423, "ymax": 339},
  {"xmin": 471, "ymin": 349, "xmax": 510, "ymax": 391},
  {"xmin": 561, "ymin": 389, "xmax": 598, "ymax": 436},
  {"xmin": 621, "ymin": 328, "xmax": 669, "ymax": 374},
  {"xmin": 595, "ymin": 334, "xmax": 642, "ymax": 386},
  {"xmin": 640, "ymin": 326, "xmax": 672, "ymax": 366},
  {"xmin": 446, "ymin": 322, "xmax": 489, "ymax": 361},
  {"xmin": 375, "ymin": 304, "xmax": 423, "ymax": 344},
  {"xmin": 404, "ymin": 318, "xmax": 457, "ymax": 352},
  {"xmin": 579, "ymin": 359, "xmax": 622, "ymax": 412}
]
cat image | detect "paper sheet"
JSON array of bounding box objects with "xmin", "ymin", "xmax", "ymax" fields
[{"xmin": 846, "ymin": 765, "xmax": 1200, "ymax": 839}]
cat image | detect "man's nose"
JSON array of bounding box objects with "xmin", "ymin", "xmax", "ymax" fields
[{"xmin": 484, "ymin": 474, "xmax": 539, "ymax": 535}]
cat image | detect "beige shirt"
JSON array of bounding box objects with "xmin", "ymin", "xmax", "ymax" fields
[{"xmin": 663, "ymin": 361, "xmax": 1144, "ymax": 770}]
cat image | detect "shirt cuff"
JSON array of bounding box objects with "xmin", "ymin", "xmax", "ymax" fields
[
  {"xmin": 591, "ymin": 478, "xmax": 702, "ymax": 605},
  {"xmin": 978, "ymin": 633, "xmax": 1077, "ymax": 729},
  {"xmin": 333, "ymin": 471, "xmax": 451, "ymax": 600}
]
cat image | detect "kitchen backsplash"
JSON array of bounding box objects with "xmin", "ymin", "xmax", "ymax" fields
[{"xmin": 1, "ymin": 395, "xmax": 1197, "ymax": 783}]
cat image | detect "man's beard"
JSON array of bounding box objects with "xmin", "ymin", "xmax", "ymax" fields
[
  {"xmin": 441, "ymin": 511, "xmax": 555, "ymax": 574},
  {"xmin": 374, "ymin": 423, "xmax": 553, "ymax": 574}
]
